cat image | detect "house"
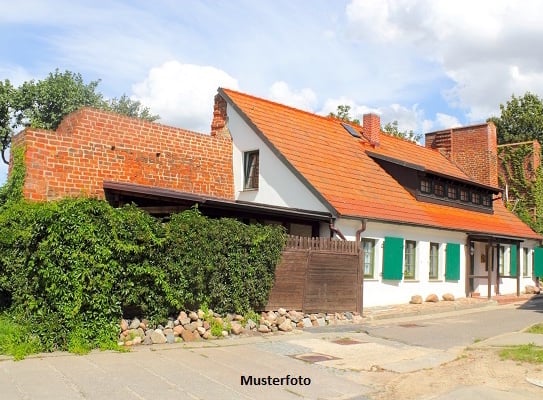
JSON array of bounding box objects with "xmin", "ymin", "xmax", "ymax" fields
[
  {"xmin": 214, "ymin": 88, "xmax": 543, "ymax": 307},
  {"xmin": 9, "ymin": 89, "xmax": 543, "ymax": 308}
]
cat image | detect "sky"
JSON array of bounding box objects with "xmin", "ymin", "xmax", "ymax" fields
[{"xmin": 1, "ymin": 0, "xmax": 543, "ymax": 183}]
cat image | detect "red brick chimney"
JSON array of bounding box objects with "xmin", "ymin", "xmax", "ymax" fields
[
  {"xmin": 211, "ymin": 94, "xmax": 229, "ymax": 137},
  {"xmin": 425, "ymin": 122, "xmax": 498, "ymax": 187},
  {"xmin": 363, "ymin": 113, "xmax": 381, "ymax": 147}
]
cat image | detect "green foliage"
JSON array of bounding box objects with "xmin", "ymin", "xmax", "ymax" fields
[
  {"xmin": 161, "ymin": 209, "xmax": 286, "ymax": 314},
  {"xmin": 499, "ymin": 343, "xmax": 543, "ymax": 364},
  {"xmin": 382, "ymin": 120, "xmax": 422, "ymax": 143},
  {"xmin": 108, "ymin": 94, "xmax": 160, "ymax": 122},
  {"xmin": 0, "ymin": 194, "xmax": 285, "ymax": 355},
  {"xmin": 0, "ymin": 145, "xmax": 25, "ymax": 207},
  {"xmin": 0, "ymin": 69, "xmax": 160, "ymax": 163},
  {"xmin": 328, "ymin": 105, "xmax": 360, "ymax": 125},
  {"xmin": 491, "ymin": 92, "xmax": 543, "ymax": 144},
  {"xmin": 526, "ymin": 323, "xmax": 543, "ymax": 334},
  {"xmin": 0, "ymin": 313, "xmax": 42, "ymax": 360},
  {"xmin": 498, "ymin": 144, "xmax": 543, "ymax": 233}
]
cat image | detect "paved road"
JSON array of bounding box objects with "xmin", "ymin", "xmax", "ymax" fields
[
  {"xmin": 2, "ymin": 300, "xmax": 543, "ymax": 400},
  {"xmin": 0, "ymin": 337, "xmax": 371, "ymax": 400},
  {"xmin": 362, "ymin": 297, "xmax": 543, "ymax": 349}
]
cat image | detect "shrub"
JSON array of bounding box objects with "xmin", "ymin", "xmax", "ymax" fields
[{"xmin": 0, "ymin": 197, "xmax": 285, "ymax": 353}]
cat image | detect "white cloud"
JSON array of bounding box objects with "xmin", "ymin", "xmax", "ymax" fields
[
  {"xmin": 268, "ymin": 82, "xmax": 318, "ymax": 112},
  {"xmin": 346, "ymin": 0, "xmax": 543, "ymax": 122},
  {"xmin": 434, "ymin": 113, "xmax": 461, "ymax": 130},
  {"xmin": 131, "ymin": 61, "xmax": 239, "ymax": 133}
]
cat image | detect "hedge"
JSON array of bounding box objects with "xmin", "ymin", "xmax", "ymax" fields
[{"xmin": 0, "ymin": 197, "xmax": 286, "ymax": 351}]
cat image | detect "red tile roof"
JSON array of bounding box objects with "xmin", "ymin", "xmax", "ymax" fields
[{"xmin": 221, "ymin": 88, "xmax": 541, "ymax": 240}]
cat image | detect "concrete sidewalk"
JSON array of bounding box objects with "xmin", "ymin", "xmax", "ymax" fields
[{"xmin": 1, "ymin": 295, "xmax": 541, "ymax": 400}]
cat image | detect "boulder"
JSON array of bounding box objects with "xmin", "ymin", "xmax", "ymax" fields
[
  {"xmin": 526, "ymin": 285, "xmax": 537, "ymax": 294},
  {"xmin": 231, "ymin": 323, "xmax": 243, "ymax": 335},
  {"xmin": 173, "ymin": 325, "xmax": 185, "ymax": 337},
  {"xmin": 120, "ymin": 319, "xmax": 128, "ymax": 332},
  {"xmin": 128, "ymin": 317, "xmax": 141, "ymax": 330},
  {"xmin": 425, "ymin": 294, "xmax": 439, "ymax": 302},
  {"xmin": 410, "ymin": 295, "xmax": 423, "ymax": 304},
  {"xmin": 181, "ymin": 329, "xmax": 197, "ymax": 342},
  {"xmin": 188, "ymin": 311, "xmax": 199, "ymax": 321},
  {"xmin": 245, "ymin": 319, "xmax": 257, "ymax": 330},
  {"xmin": 442, "ymin": 293, "xmax": 455, "ymax": 301},
  {"xmin": 258, "ymin": 324, "xmax": 270, "ymax": 333},
  {"xmin": 278, "ymin": 319, "xmax": 293, "ymax": 332},
  {"xmin": 150, "ymin": 329, "xmax": 167, "ymax": 344},
  {"xmin": 277, "ymin": 307, "xmax": 287, "ymax": 316}
]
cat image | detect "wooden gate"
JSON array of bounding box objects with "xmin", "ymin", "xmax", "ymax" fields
[{"xmin": 265, "ymin": 236, "xmax": 363, "ymax": 313}]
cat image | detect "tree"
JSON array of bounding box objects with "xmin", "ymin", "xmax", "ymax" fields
[
  {"xmin": 108, "ymin": 94, "xmax": 159, "ymax": 122},
  {"xmin": 491, "ymin": 92, "xmax": 543, "ymax": 144},
  {"xmin": 382, "ymin": 120, "xmax": 422, "ymax": 143},
  {"xmin": 0, "ymin": 70, "xmax": 160, "ymax": 164},
  {"xmin": 328, "ymin": 105, "xmax": 360, "ymax": 125}
]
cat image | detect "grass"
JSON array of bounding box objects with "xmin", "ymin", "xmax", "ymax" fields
[
  {"xmin": 526, "ymin": 323, "xmax": 543, "ymax": 334},
  {"xmin": 499, "ymin": 343, "xmax": 543, "ymax": 364},
  {"xmin": 0, "ymin": 313, "xmax": 42, "ymax": 360}
]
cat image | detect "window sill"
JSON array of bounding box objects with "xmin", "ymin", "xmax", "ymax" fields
[
  {"xmin": 429, "ymin": 279, "xmax": 443, "ymax": 282},
  {"xmin": 364, "ymin": 278, "xmax": 378, "ymax": 281},
  {"xmin": 241, "ymin": 188, "xmax": 259, "ymax": 192},
  {"xmin": 403, "ymin": 279, "xmax": 419, "ymax": 282}
]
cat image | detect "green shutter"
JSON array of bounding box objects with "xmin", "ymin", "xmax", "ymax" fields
[
  {"xmin": 382, "ymin": 236, "xmax": 404, "ymax": 280},
  {"xmin": 534, "ymin": 247, "xmax": 543, "ymax": 277},
  {"xmin": 510, "ymin": 245, "xmax": 518, "ymax": 276},
  {"xmin": 445, "ymin": 243, "xmax": 460, "ymax": 280}
]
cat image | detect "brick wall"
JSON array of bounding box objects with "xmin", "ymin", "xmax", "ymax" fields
[
  {"xmin": 425, "ymin": 122, "xmax": 498, "ymax": 187},
  {"xmin": 11, "ymin": 107, "xmax": 234, "ymax": 201}
]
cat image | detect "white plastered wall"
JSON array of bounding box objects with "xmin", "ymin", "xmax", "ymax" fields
[
  {"xmin": 227, "ymin": 107, "xmax": 329, "ymax": 212},
  {"xmin": 336, "ymin": 218, "xmax": 468, "ymax": 307}
]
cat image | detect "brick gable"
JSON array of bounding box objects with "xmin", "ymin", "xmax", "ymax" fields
[{"xmin": 11, "ymin": 108, "xmax": 233, "ymax": 201}]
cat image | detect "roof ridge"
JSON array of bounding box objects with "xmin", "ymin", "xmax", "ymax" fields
[{"xmin": 220, "ymin": 87, "xmax": 347, "ymax": 125}]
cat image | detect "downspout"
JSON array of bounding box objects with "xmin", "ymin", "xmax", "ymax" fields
[
  {"xmin": 355, "ymin": 219, "xmax": 367, "ymax": 315},
  {"xmin": 329, "ymin": 220, "xmax": 346, "ymax": 240},
  {"xmin": 355, "ymin": 219, "xmax": 368, "ymax": 242}
]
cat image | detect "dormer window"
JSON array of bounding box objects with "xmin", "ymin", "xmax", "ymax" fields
[
  {"xmin": 434, "ymin": 182, "xmax": 445, "ymax": 197},
  {"xmin": 420, "ymin": 178, "xmax": 431, "ymax": 194},
  {"xmin": 417, "ymin": 174, "xmax": 495, "ymax": 213},
  {"xmin": 244, "ymin": 151, "xmax": 259, "ymax": 190}
]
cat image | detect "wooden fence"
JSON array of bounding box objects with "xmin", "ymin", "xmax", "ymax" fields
[{"xmin": 265, "ymin": 236, "xmax": 363, "ymax": 313}]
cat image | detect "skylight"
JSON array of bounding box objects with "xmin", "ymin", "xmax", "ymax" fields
[{"xmin": 341, "ymin": 122, "xmax": 361, "ymax": 138}]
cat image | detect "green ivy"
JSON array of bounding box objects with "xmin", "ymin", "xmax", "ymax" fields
[
  {"xmin": 0, "ymin": 196, "xmax": 286, "ymax": 352},
  {"xmin": 498, "ymin": 144, "xmax": 543, "ymax": 233},
  {"xmin": 0, "ymin": 145, "xmax": 25, "ymax": 207}
]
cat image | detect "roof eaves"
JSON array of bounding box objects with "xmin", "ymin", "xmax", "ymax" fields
[{"xmin": 218, "ymin": 87, "xmax": 339, "ymax": 219}]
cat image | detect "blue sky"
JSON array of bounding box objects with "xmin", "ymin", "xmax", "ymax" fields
[{"xmin": 1, "ymin": 0, "xmax": 543, "ymax": 183}]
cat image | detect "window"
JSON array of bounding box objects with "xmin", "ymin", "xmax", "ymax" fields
[
  {"xmin": 460, "ymin": 188, "xmax": 469, "ymax": 202},
  {"xmin": 429, "ymin": 242, "xmax": 439, "ymax": 279},
  {"xmin": 361, "ymin": 238, "xmax": 376, "ymax": 278},
  {"xmin": 498, "ymin": 246, "xmax": 505, "ymax": 276},
  {"xmin": 447, "ymin": 185, "xmax": 457, "ymax": 200},
  {"xmin": 420, "ymin": 179, "xmax": 431, "ymax": 193},
  {"xmin": 523, "ymin": 248, "xmax": 530, "ymax": 277},
  {"xmin": 404, "ymin": 240, "xmax": 417, "ymax": 279},
  {"xmin": 434, "ymin": 182, "xmax": 444, "ymax": 197},
  {"xmin": 482, "ymin": 194, "xmax": 492, "ymax": 207},
  {"xmin": 243, "ymin": 151, "xmax": 259, "ymax": 189},
  {"xmin": 471, "ymin": 192, "xmax": 481, "ymax": 205}
]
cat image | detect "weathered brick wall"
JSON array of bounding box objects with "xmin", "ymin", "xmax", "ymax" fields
[
  {"xmin": 12, "ymin": 107, "xmax": 234, "ymax": 201},
  {"xmin": 425, "ymin": 123, "xmax": 498, "ymax": 187}
]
